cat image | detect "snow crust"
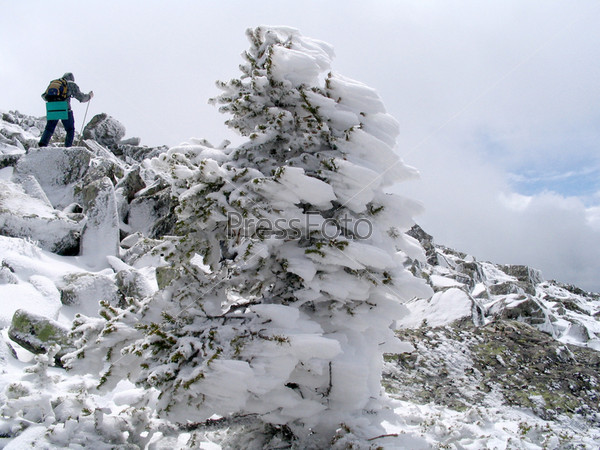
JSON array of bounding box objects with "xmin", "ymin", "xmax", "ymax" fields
[
  {"xmin": 397, "ymin": 287, "xmax": 473, "ymax": 328},
  {"xmin": 0, "ymin": 236, "xmax": 83, "ymax": 326}
]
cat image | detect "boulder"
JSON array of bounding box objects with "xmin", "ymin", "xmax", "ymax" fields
[
  {"xmin": 59, "ymin": 272, "xmax": 119, "ymax": 310},
  {"xmin": 455, "ymin": 261, "xmax": 484, "ymax": 285},
  {"xmin": 498, "ymin": 296, "xmax": 548, "ymax": 326},
  {"xmin": 500, "ymin": 264, "xmax": 541, "ymax": 295},
  {"xmin": 116, "ymin": 166, "xmax": 146, "ymax": 202},
  {"xmin": 155, "ymin": 266, "xmax": 180, "ymax": 290},
  {"xmin": 501, "ymin": 264, "xmax": 543, "ymax": 285},
  {"xmin": 0, "ymin": 179, "xmax": 81, "ymax": 255},
  {"xmin": 488, "ymin": 281, "xmax": 525, "ymax": 296},
  {"xmin": 15, "ymin": 146, "xmax": 93, "ymax": 209},
  {"xmin": 17, "ymin": 174, "xmax": 52, "ymax": 207},
  {"xmin": 127, "ymin": 179, "xmax": 175, "ymax": 238},
  {"xmin": 118, "ymin": 137, "xmax": 141, "ymax": 146},
  {"xmin": 121, "ymin": 235, "xmax": 163, "ymax": 267},
  {"xmin": 396, "ymin": 287, "xmax": 475, "ymax": 329},
  {"xmin": 115, "ymin": 268, "xmax": 155, "ymax": 299},
  {"xmin": 82, "ymin": 113, "xmax": 126, "ymax": 148},
  {"xmin": 8, "ymin": 309, "xmax": 74, "ymax": 367},
  {"xmin": 118, "ymin": 144, "xmax": 167, "ymax": 163}
]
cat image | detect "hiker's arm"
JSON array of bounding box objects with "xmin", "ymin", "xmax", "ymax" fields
[{"xmin": 69, "ymin": 82, "xmax": 92, "ymax": 103}]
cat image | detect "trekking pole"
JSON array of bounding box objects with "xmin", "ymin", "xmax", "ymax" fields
[{"xmin": 77, "ymin": 98, "xmax": 92, "ymax": 146}]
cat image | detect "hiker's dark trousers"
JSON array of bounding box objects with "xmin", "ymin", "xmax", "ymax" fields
[{"xmin": 39, "ymin": 110, "xmax": 75, "ymax": 147}]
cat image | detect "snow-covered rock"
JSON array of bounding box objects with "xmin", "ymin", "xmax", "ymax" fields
[
  {"xmin": 115, "ymin": 165, "xmax": 146, "ymax": 202},
  {"xmin": 80, "ymin": 177, "xmax": 120, "ymax": 267},
  {"xmin": 126, "ymin": 178, "xmax": 174, "ymax": 238},
  {"xmin": 406, "ymin": 224, "xmax": 600, "ymax": 350},
  {"xmin": 58, "ymin": 272, "xmax": 119, "ymax": 309},
  {"xmin": 15, "ymin": 146, "xmax": 92, "ymax": 209},
  {"xmin": 0, "ymin": 177, "xmax": 81, "ymax": 255},
  {"xmin": 82, "ymin": 113, "xmax": 126, "ymax": 148},
  {"xmin": 397, "ymin": 287, "xmax": 475, "ymax": 328},
  {"xmin": 114, "ymin": 268, "xmax": 155, "ymax": 299},
  {"xmin": 0, "ymin": 110, "xmax": 42, "ymax": 153},
  {"xmin": 8, "ymin": 309, "xmax": 73, "ymax": 366}
]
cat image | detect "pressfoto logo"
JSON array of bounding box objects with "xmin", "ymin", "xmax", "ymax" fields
[{"xmin": 226, "ymin": 211, "xmax": 373, "ymax": 240}]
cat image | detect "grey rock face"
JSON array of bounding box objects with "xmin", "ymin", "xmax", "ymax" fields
[
  {"xmin": 126, "ymin": 179, "xmax": 176, "ymax": 238},
  {"xmin": 407, "ymin": 224, "xmax": 438, "ymax": 265},
  {"xmin": 116, "ymin": 166, "xmax": 146, "ymax": 202}
]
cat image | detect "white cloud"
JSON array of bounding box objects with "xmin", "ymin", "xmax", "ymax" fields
[
  {"xmin": 400, "ymin": 136, "xmax": 600, "ymax": 292},
  {"xmin": 499, "ymin": 192, "xmax": 531, "ymax": 212},
  {"xmin": 586, "ymin": 204, "xmax": 600, "ymax": 231}
]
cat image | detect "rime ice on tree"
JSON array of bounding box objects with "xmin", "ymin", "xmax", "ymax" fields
[{"xmin": 67, "ymin": 26, "xmax": 431, "ymax": 446}]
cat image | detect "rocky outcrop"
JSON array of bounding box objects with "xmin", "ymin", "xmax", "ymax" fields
[
  {"xmin": 0, "ymin": 111, "xmax": 171, "ymax": 373},
  {"xmin": 385, "ymin": 320, "xmax": 600, "ymax": 422},
  {"xmin": 405, "ymin": 225, "xmax": 600, "ymax": 351},
  {"xmin": 407, "ymin": 224, "xmax": 438, "ymax": 265},
  {"xmin": 388, "ymin": 225, "xmax": 600, "ymax": 429},
  {"xmin": 1, "ymin": 110, "xmax": 43, "ymax": 153}
]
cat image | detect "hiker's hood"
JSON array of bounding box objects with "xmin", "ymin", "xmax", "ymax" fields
[{"xmin": 63, "ymin": 72, "xmax": 75, "ymax": 81}]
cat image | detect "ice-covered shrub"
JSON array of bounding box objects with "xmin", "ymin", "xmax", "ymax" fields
[{"xmin": 66, "ymin": 26, "xmax": 431, "ymax": 446}]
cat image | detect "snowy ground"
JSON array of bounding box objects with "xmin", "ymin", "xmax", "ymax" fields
[{"xmin": 2, "ymin": 235, "xmax": 599, "ymax": 448}]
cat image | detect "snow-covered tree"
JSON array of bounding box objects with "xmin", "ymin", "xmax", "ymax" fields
[{"xmin": 66, "ymin": 26, "xmax": 431, "ymax": 446}]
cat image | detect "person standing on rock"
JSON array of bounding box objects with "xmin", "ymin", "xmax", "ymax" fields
[{"xmin": 39, "ymin": 72, "xmax": 93, "ymax": 148}]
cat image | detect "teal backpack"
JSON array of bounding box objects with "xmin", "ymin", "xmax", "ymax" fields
[{"xmin": 46, "ymin": 101, "xmax": 69, "ymax": 120}]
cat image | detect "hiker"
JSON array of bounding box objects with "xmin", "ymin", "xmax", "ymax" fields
[{"xmin": 39, "ymin": 72, "xmax": 93, "ymax": 148}]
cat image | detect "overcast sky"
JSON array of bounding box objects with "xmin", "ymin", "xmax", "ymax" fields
[{"xmin": 2, "ymin": 1, "xmax": 600, "ymax": 291}]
